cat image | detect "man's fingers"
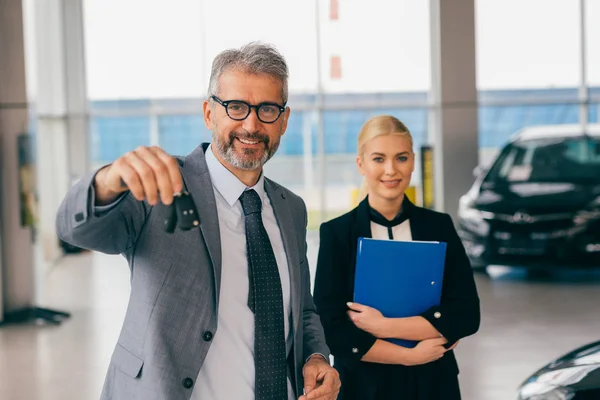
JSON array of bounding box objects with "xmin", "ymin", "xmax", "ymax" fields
[
  {"xmin": 136, "ymin": 146, "xmax": 175, "ymax": 205},
  {"xmin": 320, "ymin": 369, "xmax": 339, "ymax": 388},
  {"xmin": 125, "ymin": 151, "xmax": 159, "ymax": 205},
  {"xmin": 305, "ymin": 385, "xmax": 337, "ymax": 399},
  {"xmin": 305, "ymin": 386, "xmax": 337, "ymax": 399},
  {"xmin": 149, "ymin": 146, "xmax": 184, "ymax": 193},
  {"xmin": 116, "ymin": 162, "xmax": 144, "ymax": 200},
  {"xmin": 303, "ymin": 365, "xmax": 318, "ymax": 395},
  {"xmin": 305, "ymin": 371, "xmax": 340, "ymax": 400}
]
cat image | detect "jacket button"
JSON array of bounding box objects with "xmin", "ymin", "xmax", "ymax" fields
[
  {"xmin": 434, "ymin": 312, "xmax": 441, "ymax": 319},
  {"xmin": 352, "ymin": 348, "xmax": 359, "ymax": 354},
  {"xmin": 182, "ymin": 377, "xmax": 194, "ymax": 389},
  {"xmin": 203, "ymin": 331, "xmax": 213, "ymax": 341}
]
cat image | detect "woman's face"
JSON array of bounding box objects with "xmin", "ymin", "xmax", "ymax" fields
[{"xmin": 357, "ymin": 134, "xmax": 415, "ymax": 202}]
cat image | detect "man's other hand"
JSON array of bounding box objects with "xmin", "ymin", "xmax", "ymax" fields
[{"xmin": 299, "ymin": 355, "xmax": 340, "ymax": 400}]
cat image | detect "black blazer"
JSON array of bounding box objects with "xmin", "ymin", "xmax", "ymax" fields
[{"xmin": 313, "ymin": 196, "xmax": 480, "ymax": 400}]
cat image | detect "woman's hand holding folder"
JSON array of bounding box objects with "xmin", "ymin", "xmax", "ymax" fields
[
  {"xmin": 346, "ymin": 302, "xmax": 387, "ymax": 338},
  {"xmin": 347, "ymin": 301, "xmax": 445, "ymax": 342},
  {"xmin": 347, "ymin": 301, "xmax": 459, "ymax": 366},
  {"xmin": 405, "ymin": 337, "xmax": 452, "ymax": 366},
  {"xmin": 360, "ymin": 336, "xmax": 456, "ymax": 366}
]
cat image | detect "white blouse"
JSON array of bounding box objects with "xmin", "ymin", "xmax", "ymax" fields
[{"xmin": 370, "ymin": 219, "xmax": 413, "ymax": 242}]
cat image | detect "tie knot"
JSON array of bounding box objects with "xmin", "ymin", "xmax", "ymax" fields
[{"xmin": 239, "ymin": 189, "xmax": 262, "ymax": 216}]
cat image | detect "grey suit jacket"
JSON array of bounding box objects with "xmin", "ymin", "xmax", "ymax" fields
[{"xmin": 56, "ymin": 143, "xmax": 330, "ymax": 399}]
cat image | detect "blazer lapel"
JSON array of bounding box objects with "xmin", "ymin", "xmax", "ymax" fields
[
  {"xmin": 265, "ymin": 179, "xmax": 301, "ymax": 332},
  {"xmin": 401, "ymin": 197, "xmax": 428, "ymax": 241},
  {"xmin": 355, "ymin": 197, "xmax": 373, "ymax": 241},
  {"xmin": 180, "ymin": 143, "xmax": 223, "ymax": 308},
  {"xmin": 347, "ymin": 197, "xmax": 373, "ymax": 286}
]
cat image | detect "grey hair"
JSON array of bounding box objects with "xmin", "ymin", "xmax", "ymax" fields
[{"xmin": 207, "ymin": 42, "xmax": 289, "ymax": 104}]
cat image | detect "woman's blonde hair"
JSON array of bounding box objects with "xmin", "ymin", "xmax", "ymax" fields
[{"xmin": 357, "ymin": 115, "xmax": 414, "ymax": 200}]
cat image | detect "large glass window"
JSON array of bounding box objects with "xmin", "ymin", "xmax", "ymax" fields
[{"xmin": 586, "ymin": 0, "xmax": 600, "ymax": 123}]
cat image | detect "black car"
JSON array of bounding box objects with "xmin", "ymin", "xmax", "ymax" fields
[
  {"xmin": 516, "ymin": 340, "xmax": 600, "ymax": 399},
  {"xmin": 457, "ymin": 124, "xmax": 600, "ymax": 271}
]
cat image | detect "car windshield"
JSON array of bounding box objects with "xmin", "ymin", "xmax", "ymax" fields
[{"xmin": 483, "ymin": 135, "xmax": 600, "ymax": 184}]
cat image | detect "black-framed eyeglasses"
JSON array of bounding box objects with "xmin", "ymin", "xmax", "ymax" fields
[{"xmin": 211, "ymin": 95, "xmax": 286, "ymax": 124}]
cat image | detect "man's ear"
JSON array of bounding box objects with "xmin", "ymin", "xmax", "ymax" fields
[
  {"xmin": 203, "ymin": 99, "xmax": 213, "ymax": 130},
  {"xmin": 280, "ymin": 106, "xmax": 291, "ymax": 136}
]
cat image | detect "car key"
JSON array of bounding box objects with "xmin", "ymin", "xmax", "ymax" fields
[
  {"xmin": 169, "ymin": 191, "xmax": 200, "ymax": 231},
  {"xmin": 120, "ymin": 179, "xmax": 199, "ymax": 233}
]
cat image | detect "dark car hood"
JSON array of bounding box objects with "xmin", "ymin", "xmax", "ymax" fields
[
  {"xmin": 473, "ymin": 182, "xmax": 600, "ymax": 215},
  {"xmin": 524, "ymin": 341, "xmax": 600, "ymax": 391}
]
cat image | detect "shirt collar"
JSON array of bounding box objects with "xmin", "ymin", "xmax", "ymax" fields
[{"xmin": 205, "ymin": 144, "xmax": 266, "ymax": 207}]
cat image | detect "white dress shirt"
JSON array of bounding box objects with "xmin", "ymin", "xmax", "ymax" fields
[
  {"xmin": 371, "ymin": 219, "xmax": 413, "ymax": 241},
  {"xmin": 192, "ymin": 145, "xmax": 295, "ymax": 399}
]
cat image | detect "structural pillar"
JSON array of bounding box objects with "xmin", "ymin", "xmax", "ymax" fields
[
  {"xmin": 0, "ymin": 0, "xmax": 35, "ymax": 320},
  {"xmin": 34, "ymin": 0, "xmax": 89, "ymax": 263},
  {"xmin": 429, "ymin": 0, "xmax": 479, "ymax": 221}
]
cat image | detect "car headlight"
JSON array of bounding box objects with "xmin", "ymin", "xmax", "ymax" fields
[
  {"xmin": 573, "ymin": 196, "xmax": 600, "ymax": 225},
  {"xmin": 574, "ymin": 210, "xmax": 600, "ymax": 225},
  {"xmin": 517, "ymin": 382, "xmax": 574, "ymax": 400},
  {"xmin": 458, "ymin": 198, "xmax": 494, "ymax": 221}
]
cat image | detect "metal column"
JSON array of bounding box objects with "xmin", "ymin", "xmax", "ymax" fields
[
  {"xmin": 429, "ymin": 0, "xmax": 479, "ymax": 221},
  {"xmin": 0, "ymin": 0, "xmax": 69, "ymax": 325},
  {"xmin": 578, "ymin": 0, "xmax": 588, "ymax": 130},
  {"xmin": 0, "ymin": 0, "xmax": 33, "ymax": 321}
]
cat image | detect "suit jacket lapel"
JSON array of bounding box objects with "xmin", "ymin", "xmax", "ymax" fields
[
  {"xmin": 181, "ymin": 143, "xmax": 223, "ymax": 308},
  {"xmin": 265, "ymin": 178, "xmax": 301, "ymax": 332}
]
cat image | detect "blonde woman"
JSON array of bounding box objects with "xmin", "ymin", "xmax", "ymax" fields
[{"xmin": 313, "ymin": 115, "xmax": 480, "ymax": 400}]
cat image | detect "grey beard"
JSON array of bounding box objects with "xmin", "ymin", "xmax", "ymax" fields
[
  {"xmin": 213, "ymin": 132, "xmax": 276, "ymax": 170},
  {"xmin": 222, "ymin": 144, "xmax": 270, "ymax": 170}
]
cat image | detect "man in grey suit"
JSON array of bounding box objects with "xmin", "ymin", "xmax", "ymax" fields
[{"xmin": 56, "ymin": 42, "xmax": 340, "ymax": 400}]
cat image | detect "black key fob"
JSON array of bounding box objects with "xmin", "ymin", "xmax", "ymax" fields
[
  {"xmin": 164, "ymin": 203, "xmax": 178, "ymax": 233},
  {"xmin": 120, "ymin": 178, "xmax": 198, "ymax": 233},
  {"xmin": 173, "ymin": 191, "xmax": 200, "ymax": 231}
]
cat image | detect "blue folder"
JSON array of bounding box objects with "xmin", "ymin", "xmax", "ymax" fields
[{"xmin": 353, "ymin": 237, "xmax": 447, "ymax": 348}]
